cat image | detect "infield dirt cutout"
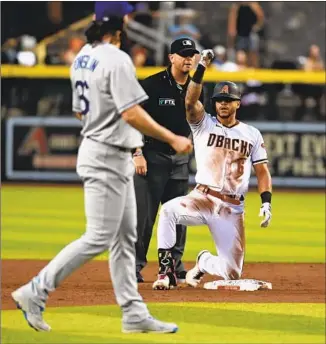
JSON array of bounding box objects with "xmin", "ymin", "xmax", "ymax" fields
[{"xmin": 2, "ymin": 261, "xmax": 325, "ymax": 310}]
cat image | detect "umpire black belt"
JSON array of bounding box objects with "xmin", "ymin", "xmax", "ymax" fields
[
  {"xmin": 144, "ymin": 139, "xmax": 176, "ymax": 155},
  {"xmin": 196, "ymin": 184, "xmax": 244, "ymax": 205}
]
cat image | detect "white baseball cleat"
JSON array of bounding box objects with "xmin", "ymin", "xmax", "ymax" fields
[
  {"xmin": 11, "ymin": 285, "xmax": 51, "ymax": 332},
  {"xmin": 186, "ymin": 250, "xmax": 210, "ymax": 288},
  {"xmin": 152, "ymin": 274, "xmax": 171, "ymax": 290},
  {"xmin": 122, "ymin": 316, "xmax": 178, "ymax": 333}
]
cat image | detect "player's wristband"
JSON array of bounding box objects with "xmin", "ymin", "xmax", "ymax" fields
[
  {"xmin": 133, "ymin": 150, "xmax": 143, "ymax": 157},
  {"xmin": 260, "ymin": 191, "xmax": 272, "ymax": 204},
  {"xmin": 192, "ymin": 64, "xmax": 206, "ymax": 84}
]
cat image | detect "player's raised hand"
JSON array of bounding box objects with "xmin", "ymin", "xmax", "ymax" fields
[
  {"xmin": 170, "ymin": 135, "xmax": 193, "ymax": 154},
  {"xmin": 259, "ymin": 202, "xmax": 272, "ymax": 228},
  {"xmin": 199, "ymin": 49, "xmax": 214, "ymax": 68}
]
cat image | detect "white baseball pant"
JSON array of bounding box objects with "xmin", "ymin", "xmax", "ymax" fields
[{"xmin": 157, "ymin": 189, "xmax": 245, "ymax": 280}]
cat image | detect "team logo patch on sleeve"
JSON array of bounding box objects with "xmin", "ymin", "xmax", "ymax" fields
[{"xmin": 159, "ymin": 98, "xmax": 176, "ymax": 106}]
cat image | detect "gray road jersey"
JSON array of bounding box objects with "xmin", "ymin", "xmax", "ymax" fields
[{"xmin": 70, "ymin": 43, "xmax": 148, "ymax": 149}]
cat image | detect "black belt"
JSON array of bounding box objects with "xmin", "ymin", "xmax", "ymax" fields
[
  {"xmin": 144, "ymin": 140, "xmax": 176, "ymax": 155},
  {"xmin": 227, "ymin": 194, "xmax": 245, "ymax": 201},
  {"xmin": 86, "ymin": 137, "xmax": 132, "ymax": 153}
]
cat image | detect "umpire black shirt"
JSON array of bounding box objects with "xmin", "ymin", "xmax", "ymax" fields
[{"xmin": 141, "ymin": 66, "xmax": 204, "ymax": 157}]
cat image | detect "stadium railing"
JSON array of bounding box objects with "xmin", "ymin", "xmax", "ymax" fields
[
  {"xmin": 1, "ymin": 65, "xmax": 325, "ymax": 84},
  {"xmin": 1, "ymin": 65, "xmax": 325, "ymax": 187}
]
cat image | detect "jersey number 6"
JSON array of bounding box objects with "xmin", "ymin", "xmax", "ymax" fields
[{"xmin": 75, "ymin": 81, "xmax": 89, "ymax": 115}]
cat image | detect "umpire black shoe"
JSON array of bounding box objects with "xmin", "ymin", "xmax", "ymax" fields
[
  {"xmin": 176, "ymin": 271, "xmax": 187, "ymax": 284},
  {"xmin": 136, "ymin": 271, "xmax": 144, "ymax": 283}
]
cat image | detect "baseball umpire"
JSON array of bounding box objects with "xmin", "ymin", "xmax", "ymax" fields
[
  {"xmin": 11, "ymin": 10, "xmax": 192, "ymax": 333},
  {"xmin": 133, "ymin": 38, "xmax": 203, "ymax": 283}
]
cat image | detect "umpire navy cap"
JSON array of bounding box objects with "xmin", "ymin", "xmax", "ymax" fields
[
  {"xmin": 170, "ymin": 38, "xmax": 199, "ymax": 56},
  {"xmin": 95, "ymin": 1, "xmax": 134, "ymax": 20}
]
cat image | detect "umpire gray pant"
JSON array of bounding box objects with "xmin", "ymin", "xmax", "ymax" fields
[{"xmin": 36, "ymin": 137, "xmax": 149, "ymax": 323}]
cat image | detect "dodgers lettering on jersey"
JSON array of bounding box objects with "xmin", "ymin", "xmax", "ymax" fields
[
  {"xmin": 70, "ymin": 43, "xmax": 148, "ymax": 149},
  {"xmin": 190, "ymin": 113, "xmax": 268, "ymax": 197},
  {"xmin": 73, "ymin": 55, "xmax": 99, "ymax": 72}
]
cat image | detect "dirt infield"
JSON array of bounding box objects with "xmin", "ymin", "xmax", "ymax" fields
[{"xmin": 2, "ymin": 260, "xmax": 325, "ymax": 310}]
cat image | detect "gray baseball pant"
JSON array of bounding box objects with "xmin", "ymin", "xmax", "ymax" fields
[{"xmin": 34, "ymin": 137, "xmax": 150, "ymax": 323}]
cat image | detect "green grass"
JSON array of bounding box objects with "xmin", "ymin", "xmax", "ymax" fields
[
  {"xmin": 1, "ymin": 186, "xmax": 325, "ymax": 262},
  {"xmin": 2, "ymin": 303, "xmax": 325, "ymax": 344},
  {"xmin": 1, "ymin": 186, "xmax": 325, "ymax": 344}
]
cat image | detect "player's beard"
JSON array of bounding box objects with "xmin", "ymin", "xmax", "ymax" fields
[{"xmin": 217, "ymin": 108, "xmax": 236, "ymax": 119}]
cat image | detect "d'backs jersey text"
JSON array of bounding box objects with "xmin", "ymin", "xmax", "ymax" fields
[{"xmin": 190, "ymin": 113, "xmax": 268, "ymax": 196}]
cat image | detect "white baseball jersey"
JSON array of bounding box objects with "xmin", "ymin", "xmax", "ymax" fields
[
  {"xmin": 70, "ymin": 43, "xmax": 148, "ymax": 149},
  {"xmin": 190, "ymin": 112, "xmax": 268, "ymax": 197}
]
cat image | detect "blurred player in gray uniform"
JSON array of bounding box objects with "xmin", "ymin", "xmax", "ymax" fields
[{"xmin": 11, "ymin": 12, "xmax": 192, "ymax": 334}]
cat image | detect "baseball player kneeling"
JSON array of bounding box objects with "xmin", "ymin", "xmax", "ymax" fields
[{"xmin": 153, "ymin": 49, "xmax": 272, "ymax": 290}]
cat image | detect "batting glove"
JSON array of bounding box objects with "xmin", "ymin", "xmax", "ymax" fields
[
  {"xmin": 259, "ymin": 202, "xmax": 272, "ymax": 228},
  {"xmin": 199, "ymin": 49, "xmax": 214, "ymax": 68}
]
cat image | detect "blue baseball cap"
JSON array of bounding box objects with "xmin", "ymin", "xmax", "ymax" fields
[{"xmin": 95, "ymin": 1, "xmax": 134, "ymax": 20}]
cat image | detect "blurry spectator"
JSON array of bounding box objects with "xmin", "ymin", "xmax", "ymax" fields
[
  {"xmin": 234, "ymin": 50, "xmax": 262, "ymax": 120},
  {"xmin": 45, "ymin": 47, "xmax": 64, "ymax": 65},
  {"xmin": 199, "ymin": 32, "xmax": 214, "ymax": 50},
  {"xmin": 212, "ymin": 47, "xmax": 249, "ymax": 72},
  {"xmin": 235, "ymin": 50, "xmax": 250, "ymax": 70},
  {"xmin": 1, "ymin": 38, "xmax": 19, "ymax": 64},
  {"xmin": 212, "ymin": 45, "xmax": 238, "ymax": 71},
  {"xmin": 130, "ymin": 44, "xmax": 155, "ymax": 67},
  {"xmin": 168, "ymin": 14, "xmax": 201, "ymax": 42},
  {"xmin": 304, "ymin": 44, "xmax": 325, "ymax": 71},
  {"xmin": 294, "ymin": 44, "xmax": 325, "ymax": 121},
  {"xmin": 131, "ymin": 45, "xmax": 147, "ymax": 67},
  {"xmin": 2, "ymin": 2, "xmax": 93, "ymax": 45},
  {"xmin": 61, "ymin": 36, "xmax": 85, "ymax": 65},
  {"xmin": 16, "ymin": 35, "xmax": 38, "ymax": 66},
  {"xmin": 227, "ymin": 1, "xmax": 264, "ymax": 68},
  {"xmin": 48, "ymin": 1, "xmax": 63, "ymax": 25},
  {"xmin": 133, "ymin": 2, "xmax": 154, "ymax": 27}
]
